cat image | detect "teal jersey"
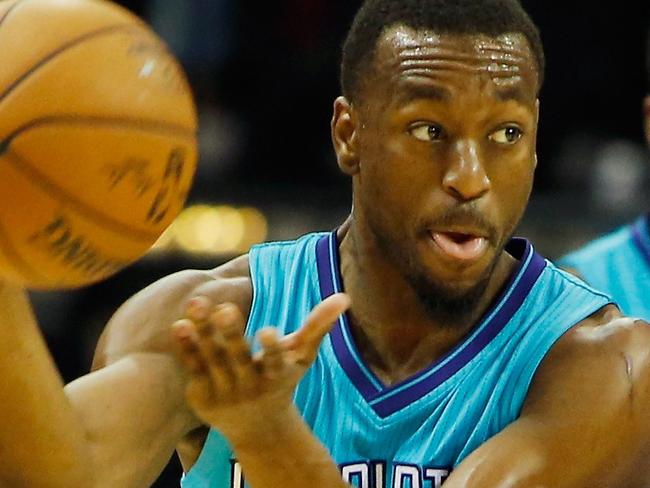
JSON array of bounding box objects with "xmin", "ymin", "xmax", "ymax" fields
[
  {"xmin": 182, "ymin": 232, "xmax": 611, "ymax": 488},
  {"xmin": 560, "ymin": 214, "xmax": 650, "ymax": 319}
]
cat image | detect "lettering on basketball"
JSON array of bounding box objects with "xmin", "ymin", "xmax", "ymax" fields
[
  {"xmin": 29, "ymin": 215, "xmax": 128, "ymax": 278},
  {"xmin": 103, "ymin": 158, "xmax": 155, "ymax": 197},
  {"xmin": 146, "ymin": 147, "xmax": 189, "ymax": 225},
  {"xmin": 228, "ymin": 460, "xmax": 450, "ymax": 488}
]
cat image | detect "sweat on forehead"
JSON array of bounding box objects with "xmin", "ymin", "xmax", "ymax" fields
[
  {"xmin": 375, "ymin": 27, "xmax": 540, "ymax": 96},
  {"xmin": 340, "ymin": 0, "xmax": 545, "ymax": 102}
]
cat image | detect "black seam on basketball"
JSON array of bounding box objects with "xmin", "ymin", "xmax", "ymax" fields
[
  {"xmin": 0, "ymin": 23, "xmax": 148, "ymax": 107},
  {"xmin": 1, "ymin": 116, "xmax": 196, "ymax": 146},
  {"xmin": 0, "ymin": 219, "xmax": 44, "ymax": 282},
  {"xmin": 4, "ymin": 150, "xmax": 162, "ymax": 242},
  {"xmin": 0, "ymin": 0, "xmax": 25, "ymax": 28}
]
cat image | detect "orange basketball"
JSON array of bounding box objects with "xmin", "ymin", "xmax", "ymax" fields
[{"xmin": 0, "ymin": 0, "xmax": 198, "ymax": 289}]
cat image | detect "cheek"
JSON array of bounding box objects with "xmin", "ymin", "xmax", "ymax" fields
[
  {"xmin": 488, "ymin": 152, "xmax": 535, "ymax": 225},
  {"xmin": 358, "ymin": 140, "xmax": 438, "ymax": 225}
]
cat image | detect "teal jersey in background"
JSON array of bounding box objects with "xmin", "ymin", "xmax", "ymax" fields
[
  {"xmin": 182, "ymin": 231, "xmax": 611, "ymax": 488},
  {"xmin": 560, "ymin": 214, "xmax": 650, "ymax": 319}
]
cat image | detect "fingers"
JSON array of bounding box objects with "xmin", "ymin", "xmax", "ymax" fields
[
  {"xmin": 173, "ymin": 297, "xmax": 260, "ymax": 401},
  {"xmin": 210, "ymin": 305, "xmax": 259, "ymax": 391},
  {"xmin": 196, "ymin": 305, "xmax": 237, "ymax": 396},
  {"xmin": 171, "ymin": 319, "xmax": 215, "ymax": 409},
  {"xmin": 172, "ymin": 318, "xmax": 207, "ymax": 375},
  {"xmin": 257, "ymin": 327, "xmax": 285, "ymax": 379},
  {"xmin": 171, "ymin": 293, "xmax": 352, "ymax": 404},
  {"xmin": 186, "ymin": 296, "xmax": 212, "ymax": 323},
  {"xmin": 287, "ymin": 293, "xmax": 351, "ymax": 364}
]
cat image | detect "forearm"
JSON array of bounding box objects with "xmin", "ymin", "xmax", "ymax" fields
[
  {"xmin": 0, "ymin": 282, "xmax": 95, "ymax": 487},
  {"xmin": 227, "ymin": 406, "xmax": 348, "ymax": 488},
  {"xmin": 442, "ymin": 420, "xmax": 632, "ymax": 488}
]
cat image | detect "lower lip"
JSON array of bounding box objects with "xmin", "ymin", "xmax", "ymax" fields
[{"xmin": 429, "ymin": 231, "xmax": 489, "ymax": 261}]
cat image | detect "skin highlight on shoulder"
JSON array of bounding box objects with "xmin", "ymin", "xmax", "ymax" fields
[{"xmin": 446, "ymin": 306, "xmax": 650, "ymax": 488}]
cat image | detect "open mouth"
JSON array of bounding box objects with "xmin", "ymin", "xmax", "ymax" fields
[{"xmin": 429, "ymin": 231, "xmax": 488, "ymax": 261}]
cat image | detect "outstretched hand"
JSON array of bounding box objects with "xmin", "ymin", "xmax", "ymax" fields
[{"xmin": 171, "ymin": 293, "xmax": 350, "ymax": 443}]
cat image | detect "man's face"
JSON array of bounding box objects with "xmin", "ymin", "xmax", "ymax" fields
[{"xmin": 339, "ymin": 27, "xmax": 539, "ymax": 309}]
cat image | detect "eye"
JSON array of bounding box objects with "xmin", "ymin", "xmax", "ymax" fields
[
  {"xmin": 488, "ymin": 126, "xmax": 523, "ymax": 145},
  {"xmin": 409, "ymin": 124, "xmax": 444, "ymax": 142}
]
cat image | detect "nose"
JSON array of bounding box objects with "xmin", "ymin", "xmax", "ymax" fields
[{"xmin": 442, "ymin": 139, "xmax": 491, "ymax": 201}]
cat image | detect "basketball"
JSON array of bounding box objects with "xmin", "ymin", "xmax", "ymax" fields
[{"xmin": 0, "ymin": 0, "xmax": 198, "ymax": 289}]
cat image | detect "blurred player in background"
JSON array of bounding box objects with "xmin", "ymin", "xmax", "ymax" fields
[
  {"xmin": 2, "ymin": 1, "xmax": 650, "ymax": 488},
  {"xmin": 560, "ymin": 28, "xmax": 650, "ymax": 319}
]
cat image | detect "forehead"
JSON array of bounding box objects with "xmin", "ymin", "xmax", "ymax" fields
[{"xmin": 369, "ymin": 25, "xmax": 539, "ymax": 104}]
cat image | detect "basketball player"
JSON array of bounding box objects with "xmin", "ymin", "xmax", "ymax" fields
[
  {"xmin": 559, "ymin": 29, "xmax": 650, "ymax": 319},
  {"xmin": 2, "ymin": 1, "xmax": 650, "ymax": 487}
]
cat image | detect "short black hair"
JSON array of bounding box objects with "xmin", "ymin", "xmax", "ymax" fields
[{"xmin": 341, "ymin": 0, "xmax": 545, "ymax": 102}]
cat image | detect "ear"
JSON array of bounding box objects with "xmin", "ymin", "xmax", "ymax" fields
[
  {"xmin": 331, "ymin": 96, "xmax": 360, "ymax": 175},
  {"xmin": 643, "ymin": 95, "xmax": 650, "ymax": 145},
  {"xmin": 533, "ymin": 99, "xmax": 540, "ymax": 169}
]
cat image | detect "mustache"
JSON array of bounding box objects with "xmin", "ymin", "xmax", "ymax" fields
[{"xmin": 425, "ymin": 207, "xmax": 499, "ymax": 243}]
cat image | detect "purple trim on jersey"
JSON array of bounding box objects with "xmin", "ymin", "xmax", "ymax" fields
[
  {"xmin": 373, "ymin": 239, "xmax": 546, "ymax": 416},
  {"xmin": 316, "ymin": 235, "xmax": 336, "ymax": 297},
  {"xmin": 316, "ymin": 232, "xmax": 547, "ymax": 418},
  {"xmin": 631, "ymin": 214, "xmax": 650, "ymax": 267},
  {"xmin": 316, "ymin": 235, "xmax": 381, "ymax": 398}
]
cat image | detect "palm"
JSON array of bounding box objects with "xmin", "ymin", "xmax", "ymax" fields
[{"xmin": 173, "ymin": 293, "xmax": 350, "ymax": 440}]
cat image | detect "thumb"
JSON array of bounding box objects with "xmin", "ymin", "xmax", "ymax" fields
[{"xmin": 287, "ymin": 293, "xmax": 351, "ymax": 364}]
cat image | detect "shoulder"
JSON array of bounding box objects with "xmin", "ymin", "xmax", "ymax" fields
[
  {"xmin": 445, "ymin": 307, "xmax": 650, "ymax": 487},
  {"xmin": 525, "ymin": 305, "xmax": 650, "ymax": 420},
  {"xmin": 518, "ymin": 307, "xmax": 650, "ymax": 482},
  {"xmin": 544, "ymin": 305, "xmax": 650, "ymax": 368},
  {"xmin": 93, "ymin": 254, "xmax": 252, "ymax": 369}
]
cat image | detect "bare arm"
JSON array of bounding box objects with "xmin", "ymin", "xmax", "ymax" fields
[
  {"xmin": 229, "ymin": 406, "xmax": 348, "ymax": 488},
  {"xmin": 64, "ymin": 263, "xmax": 253, "ymax": 487},
  {"xmin": 0, "ymin": 282, "xmax": 93, "ymax": 487},
  {"xmin": 64, "ymin": 352, "xmax": 198, "ymax": 487},
  {"xmin": 444, "ymin": 307, "xmax": 650, "ymax": 488},
  {"xmin": 0, "ymin": 257, "xmax": 252, "ymax": 488},
  {"xmin": 62, "ymin": 270, "xmax": 209, "ymax": 487}
]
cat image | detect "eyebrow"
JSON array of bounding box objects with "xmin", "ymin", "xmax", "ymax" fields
[
  {"xmin": 394, "ymin": 83, "xmax": 451, "ymax": 105},
  {"xmin": 494, "ymin": 85, "xmax": 530, "ymax": 104},
  {"xmin": 394, "ymin": 81, "xmax": 532, "ymax": 106}
]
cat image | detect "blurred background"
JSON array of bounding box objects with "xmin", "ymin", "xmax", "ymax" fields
[{"xmin": 31, "ymin": 1, "xmax": 649, "ymax": 486}]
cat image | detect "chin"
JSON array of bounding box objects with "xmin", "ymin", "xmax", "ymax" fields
[
  {"xmin": 405, "ymin": 269, "xmax": 491, "ymax": 325},
  {"xmin": 406, "ymin": 246, "xmax": 501, "ymax": 315},
  {"xmin": 426, "ymin": 273, "xmax": 486, "ymax": 299}
]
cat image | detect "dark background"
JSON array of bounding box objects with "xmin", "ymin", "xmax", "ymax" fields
[{"xmin": 29, "ymin": 1, "xmax": 650, "ymax": 486}]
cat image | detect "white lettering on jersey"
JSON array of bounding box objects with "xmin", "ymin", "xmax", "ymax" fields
[
  {"xmin": 230, "ymin": 460, "xmax": 244, "ymax": 488},
  {"xmin": 394, "ymin": 464, "xmax": 421, "ymax": 488},
  {"xmin": 423, "ymin": 468, "xmax": 450, "ymax": 488},
  {"xmin": 372, "ymin": 461, "xmax": 386, "ymax": 488},
  {"xmin": 229, "ymin": 459, "xmax": 450, "ymax": 488},
  {"xmin": 342, "ymin": 462, "xmax": 370, "ymax": 488}
]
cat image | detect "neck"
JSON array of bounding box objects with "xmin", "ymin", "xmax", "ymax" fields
[{"xmin": 337, "ymin": 217, "xmax": 517, "ymax": 385}]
